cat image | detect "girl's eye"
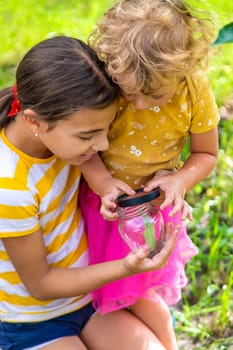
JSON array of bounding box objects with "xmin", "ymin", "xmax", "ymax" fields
[
  {"xmin": 152, "ymin": 94, "xmax": 164, "ymax": 100},
  {"xmin": 78, "ymin": 135, "xmax": 93, "ymax": 141}
]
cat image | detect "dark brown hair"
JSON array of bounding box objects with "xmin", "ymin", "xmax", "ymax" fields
[{"xmin": 0, "ymin": 35, "xmax": 119, "ymax": 129}]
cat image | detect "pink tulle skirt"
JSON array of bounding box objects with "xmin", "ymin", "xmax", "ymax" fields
[{"xmin": 79, "ymin": 181, "xmax": 198, "ymax": 315}]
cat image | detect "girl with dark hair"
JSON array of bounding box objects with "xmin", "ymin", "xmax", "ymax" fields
[{"xmin": 0, "ymin": 35, "xmax": 179, "ymax": 350}]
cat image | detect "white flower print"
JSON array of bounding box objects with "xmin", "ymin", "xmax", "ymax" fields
[
  {"xmin": 150, "ymin": 140, "xmax": 157, "ymax": 145},
  {"xmin": 135, "ymin": 149, "xmax": 142, "ymax": 156},
  {"xmin": 159, "ymin": 116, "xmax": 167, "ymax": 124},
  {"xmin": 199, "ymin": 99, "xmax": 205, "ymax": 106},
  {"xmin": 128, "ymin": 130, "xmax": 135, "ymax": 136},
  {"xmin": 109, "ymin": 161, "xmax": 127, "ymax": 170},
  {"xmin": 130, "ymin": 122, "xmax": 145, "ymax": 130},
  {"xmin": 164, "ymin": 132, "xmax": 173, "ymax": 138},
  {"xmin": 134, "ymin": 178, "xmax": 141, "ymax": 185},
  {"xmin": 150, "ymin": 106, "xmax": 160, "ymax": 113},
  {"xmin": 180, "ymin": 102, "xmax": 188, "ymax": 112},
  {"xmin": 130, "ymin": 145, "xmax": 142, "ymax": 157},
  {"xmin": 207, "ymin": 119, "xmax": 214, "ymax": 126},
  {"xmin": 164, "ymin": 141, "xmax": 178, "ymax": 150}
]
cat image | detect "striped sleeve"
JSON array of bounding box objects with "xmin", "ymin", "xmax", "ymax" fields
[{"xmin": 0, "ymin": 178, "xmax": 39, "ymax": 238}]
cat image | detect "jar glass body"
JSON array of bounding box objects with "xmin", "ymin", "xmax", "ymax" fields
[{"xmin": 118, "ymin": 203, "xmax": 165, "ymax": 257}]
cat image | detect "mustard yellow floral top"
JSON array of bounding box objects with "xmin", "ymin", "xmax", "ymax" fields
[{"xmin": 101, "ymin": 73, "xmax": 219, "ymax": 189}]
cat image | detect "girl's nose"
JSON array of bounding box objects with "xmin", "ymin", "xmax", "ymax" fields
[
  {"xmin": 121, "ymin": 92, "xmax": 135, "ymax": 103},
  {"xmin": 92, "ymin": 133, "xmax": 109, "ymax": 152},
  {"xmin": 133, "ymin": 97, "xmax": 149, "ymax": 110}
]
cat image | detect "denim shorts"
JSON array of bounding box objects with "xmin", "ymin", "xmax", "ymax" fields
[{"xmin": 0, "ymin": 303, "xmax": 95, "ymax": 350}]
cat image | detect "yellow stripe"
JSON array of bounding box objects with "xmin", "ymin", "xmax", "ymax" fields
[
  {"xmin": 0, "ymin": 290, "xmax": 52, "ymax": 306},
  {"xmin": 14, "ymin": 158, "xmax": 30, "ymax": 183},
  {"xmin": 0, "ymin": 271, "xmax": 21, "ymax": 284},
  {"xmin": 0, "ymin": 179, "xmax": 27, "ymax": 190},
  {"xmin": 42, "ymin": 195, "xmax": 78, "ymax": 236},
  {"xmin": 0, "ymin": 224, "xmax": 40, "ymax": 238},
  {"xmin": 46, "ymin": 213, "xmax": 80, "ymax": 253},
  {"xmin": 0, "ymin": 251, "xmax": 13, "ymax": 261},
  {"xmin": 40, "ymin": 167, "xmax": 80, "ymax": 216},
  {"xmin": 50, "ymin": 233, "xmax": 88, "ymax": 268},
  {"xmin": 0, "ymin": 203, "xmax": 37, "ymax": 219},
  {"xmin": 35, "ymin": 161, "xmax": 67, "ymax": 199}
]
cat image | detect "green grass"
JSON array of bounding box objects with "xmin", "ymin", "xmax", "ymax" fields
[
  {"xmin": 0, "ymin": 1, "xmax": 233, "ymax": 349},
  {"xmin": 0, "ymin": 0, "xmax": 113, "ymax": 86}
]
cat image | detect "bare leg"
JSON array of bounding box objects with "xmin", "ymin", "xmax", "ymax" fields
[
  {"xmin": 36, "ymin": 335, "xmax": 87, "ymax": 350},
  {"xmin": 130, "ymin": 293, "xmax": 179, "ymax": 350},
  {"xmin": 81, "ymin": 308, "xmax": 166, "ymax": 350}
]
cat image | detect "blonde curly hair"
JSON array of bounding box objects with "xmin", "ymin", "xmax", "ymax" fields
[{"xmin": 89, "ymin": 0, "xmax": 215, "ymax": 95}]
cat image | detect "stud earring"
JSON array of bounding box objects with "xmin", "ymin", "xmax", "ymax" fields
[{"xmin": 34, "ymin": 133, "xmax": 39, "ymax": 137}]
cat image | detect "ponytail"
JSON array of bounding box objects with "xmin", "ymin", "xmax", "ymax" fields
[{"xmin": 0, "ymin": 87, "xmax": 16, "ymax": 129}]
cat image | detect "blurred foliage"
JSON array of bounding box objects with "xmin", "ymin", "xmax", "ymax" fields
[{"xmin": 213, "ymin": 22, "xmax": 233, "ymax": 45}]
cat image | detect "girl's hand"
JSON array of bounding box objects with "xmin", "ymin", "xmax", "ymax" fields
[
  {"xmin": 123, "ymin": 223, "xmax": 180, "ymax": 274},
  {"xmin": 100, "ymin": 178, "xmax": 135, "ymax": 220},
  {"xmin": 143, "ymin": 172, "xmax": 193, "ymax": 220}
]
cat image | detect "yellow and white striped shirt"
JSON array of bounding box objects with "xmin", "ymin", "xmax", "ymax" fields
[{"xmin": 0, "ymin": 128, "xmax": 91, "ymax": 322}]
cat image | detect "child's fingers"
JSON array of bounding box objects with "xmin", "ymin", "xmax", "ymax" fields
[
  {"xmin": 113, "ymin": 181, "xmax": 135, "ymax": 196},
  {"xmin": 181, "ymin": 201, "xmax": 193, "ymax": 221},
  {"xmin": 124, "ymin": 245, "xmax": 151, "ymax": 272},
  {"xmin": 151, "ymin": 224, "xmax": 179, "ymax": 266},
  {"xmin": 100, "ymin": 204, "xmax": 119, "ymax": 220},
  {"xmin": 168, "ymin": 196, "xmax": 184, "ymax": 216},
  {"xmin": 159, "ymin": 193, "xmax": 174, "ymax": 210},
  {"xmin": 164, "ymin": 222, "xmax": 181, "ymax": 239}
]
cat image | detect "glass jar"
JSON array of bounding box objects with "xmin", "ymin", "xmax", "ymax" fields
[{"xmin": 117, "ymin": 188, "xmax": 165, "ymax": 257}]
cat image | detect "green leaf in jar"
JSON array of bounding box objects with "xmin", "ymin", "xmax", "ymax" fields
[{"xmin": 144, "ymin": 221, "xmax": 156, "ymax": 250}]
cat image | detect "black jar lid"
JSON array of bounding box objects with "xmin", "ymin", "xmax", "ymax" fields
[{"xmin": 117, "ymin": 188, "xmax": 160, "ymax": 207}]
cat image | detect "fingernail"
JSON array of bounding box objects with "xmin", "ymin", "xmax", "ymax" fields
[{"xmin": 142, "ymin": 244, "xmax": 151, "ymax": 252}]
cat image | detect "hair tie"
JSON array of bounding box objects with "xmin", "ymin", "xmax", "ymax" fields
[{"xmin": 8, "ymin": 85, "xmax": 21, "ymax": 117}]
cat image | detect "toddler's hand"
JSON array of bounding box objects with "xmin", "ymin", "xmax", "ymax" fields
[
  {"xmin": 123, "ymin": 223, "xmax": 180, "ymax": 274},
  {"xmin": 100, "ymin": 179, "xmax": 135, "ymax": 220},
  {"xmin": 144, "ymin": 173, "xmax": 193, "ymax": 220}
]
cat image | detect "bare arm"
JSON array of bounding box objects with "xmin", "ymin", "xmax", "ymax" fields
[
  {"xmin": 172, "ymin": 127, "xmax": 218, "ymax": 192},
  {"xmin": 144, "ymin": 127, "xmax": 219, "ymax": 214},
  {"xmin": 79, "ymin": 153, "xmax": 134, "ymax": 197},
  {"xmin": 2, "ymin": 223, "xmax": 179, "ymax": 300}
]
